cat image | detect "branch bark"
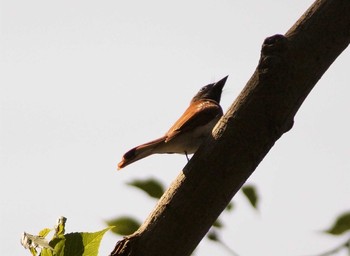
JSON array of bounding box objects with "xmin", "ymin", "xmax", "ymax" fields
[{"xmin": 111, "ymin": 0, "xmax": 350, "ymax": 255}]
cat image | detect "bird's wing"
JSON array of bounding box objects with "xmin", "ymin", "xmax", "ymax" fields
[{"xmin": 165, "ymin": 100, "xmax": 223, "ymax": 142}]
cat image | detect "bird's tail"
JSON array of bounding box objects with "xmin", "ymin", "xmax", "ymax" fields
[{"xmin": 117, "ymin": 136, "xmax": 166, "ymax": 170}]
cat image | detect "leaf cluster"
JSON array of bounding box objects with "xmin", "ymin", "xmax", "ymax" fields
[
  {"xmin": 21, "ymin": 217, "xmax": 112, "ymax": 256},
  {"xmin": 106, "ymin": 178, "xmax": 259, "ymax": 254}
]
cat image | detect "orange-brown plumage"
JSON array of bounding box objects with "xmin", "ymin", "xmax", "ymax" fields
[{"xmin": 117, "ymin": 76, "xmax": 228, "ymax": 170}]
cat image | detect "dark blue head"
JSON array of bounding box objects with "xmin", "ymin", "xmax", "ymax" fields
[{"xmin": 191, "ymin": 76, "xmax": 228, "ymax": 103}]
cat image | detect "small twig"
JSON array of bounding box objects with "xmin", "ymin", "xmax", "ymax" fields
[
  {"xmin": 307, "ymin": 238, "xmax": 350, "ymax": 256},
  {"xmin": 216, "ymin": 238, "xmax": 240, "ymax": 256}
]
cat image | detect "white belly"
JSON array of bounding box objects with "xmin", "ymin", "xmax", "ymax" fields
[{"xmin": 155, "ymin": 117, "xmax": 220, "ymax": 154}]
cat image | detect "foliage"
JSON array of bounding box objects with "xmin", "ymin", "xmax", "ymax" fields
[
  {"xmin": 311, "ymin": 211, "xmax": 350, "ymax": 256},
  {"xmin": 21, "ymin": 217, "xmax": 112, "ymax": 256},
  {"xmin": 107, "ymin": 177, "xmax": 259, "ymax": 254},
  {"xmin": 20, "ymin": 180, "xmax": 348, "ymax": 255},
  {"xmin": 106, "ymin": 217, "xmax": 141, "ymax": 236},
  {"xmin": 127, "ymin": 178, "xmax": 165, "ymax": 199},
  {"xmin": 241, "ymin": 185, "xmax": 259, "ymax": 209},
  {"xmin": 325, "ymin": 212, "xmax": 350, "ymax": 235}
]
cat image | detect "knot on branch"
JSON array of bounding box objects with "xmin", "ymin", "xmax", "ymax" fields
[
  {"xmin": 258, "ymin": 34, "xmax": 289, "ymax": 80},
  {"xmin": 255, "ymin": 34, "xmax": 295, "ymax": 139}
]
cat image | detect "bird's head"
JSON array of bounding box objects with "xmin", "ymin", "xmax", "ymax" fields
[{"xmin": 191, "ymin": 76, "xmax": 228, "ymax": 103}]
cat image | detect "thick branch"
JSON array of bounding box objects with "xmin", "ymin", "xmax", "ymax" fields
[{"xmin": 111, "ymin": 0, "xmax": 350, "ymax": 255}]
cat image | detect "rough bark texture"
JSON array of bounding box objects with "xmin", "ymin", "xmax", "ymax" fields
[{"xmin": 111, "ymin": 0, "xmax": 350, "ymax": 255}]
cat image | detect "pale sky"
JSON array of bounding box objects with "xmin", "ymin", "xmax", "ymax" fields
[{"xmin": 1, "ymin": 0, "xmax": 349, "ymax": 255}]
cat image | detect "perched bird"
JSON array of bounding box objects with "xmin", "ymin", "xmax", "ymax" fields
[{"xmin": 117, "ymin": 76, "xmax": 228, "ymax": 170}]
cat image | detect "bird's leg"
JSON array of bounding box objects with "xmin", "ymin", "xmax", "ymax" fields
[{"xmin": 185, "ymin": 151, "xmax": 190, "ymax": 161}]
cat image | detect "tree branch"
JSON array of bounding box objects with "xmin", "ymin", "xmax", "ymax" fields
[{"xmin": 111, "ymin": 0, "xmax": 350, "ymax": 255}]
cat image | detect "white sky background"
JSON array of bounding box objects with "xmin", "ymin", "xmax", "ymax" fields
[{"xmin": 1, "ymin": 0, "xmax": 349, "ymax": 255}]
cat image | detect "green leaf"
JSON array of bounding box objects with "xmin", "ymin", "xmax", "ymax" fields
[
  {"xmin": 49, "ymin": 227, "xmax": 111, "ymax": 256},
  {"xmin": 212, "ymin": 219, "xmax": 223, "ymax": 228},
  {"xmin": 225, "ymin": 202, "xmax": 234, "ymax": 212},
  {"xmin": 242, "ymin": 185, "xmax": 259, "ymax": 209},
  {"xmin": 127, "ymin": 178, "xmax": 165, "ymax": 199},
  {"xmin": 106, "ymin": 217, "xmax": 140, "ymax": 236},
  {"xmin": 207, "ymin": 230, "xmax": 219, "ymax": 242},
  {"xmin": 40, "ymin": 247, "xmax": 54, "ymax": 256},
  {"xmin": 38, "ymin": 228, "xmax": 52, "ymax": 238},
  {"xmin": 54, "ymin": 216, "xmax": 67, "ymax": 237},
  {"xmin": 30, "ymin": 247, "xmax": 38, "ymax": 256},
  {"xmin": 325, "ymin": 212, "xmax": 350, "ymax": 235}
]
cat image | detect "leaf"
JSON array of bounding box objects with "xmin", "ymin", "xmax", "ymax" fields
[
  {"xmin": 325, "ymin": 212, "xmax": 350, "ymax": 235},
  {"xmin": 212, "ymin": 219, "xmax": 223, "ymax": 228},
  {"xmin": 54, "ymin": 216, "xmax": 67, "ymax": 237},
  {"xmin": 225, "ymin": 202, "xmax": 234, "ymax": 212},
  {"xmin": 21, "ymin": 232, "xmax": 53, "ymax": 251},
  {"xmin": 40, "ymin": 247, "xmax": 54, "ymax": 256},
  {"xmin": 39, "ymin": 228, "xmax": 52, "ymax": 238},
  {"xmin": 106, "ymin": 217, "xmax": 140, "ymax": 236},
  {"xmin": 127, "ymin": 178, "xmax": 165, "ymax": 199},
  {"xmin": 207, "ymin": 230, "xmax": 219, "ymax": 242},
  {"xmin": 49, "ymin": 227, "xmax": 112, "ymax": 256},
  {"xmin": 241, "ymin": 185, "xmax": 259, "ymax": 209},
  {"xmin": 30, "ymin": 247, "xmax": 38, "ymax": 256}
]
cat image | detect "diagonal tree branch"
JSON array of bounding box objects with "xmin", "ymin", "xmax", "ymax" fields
[{"xmin": 111, "ymin": 0, "xmax": 350, "ymax": 255}]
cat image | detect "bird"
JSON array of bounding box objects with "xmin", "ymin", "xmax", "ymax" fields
[{"xmin": 117, "ymin": 76, "xmax": 228, "ymax": 170}]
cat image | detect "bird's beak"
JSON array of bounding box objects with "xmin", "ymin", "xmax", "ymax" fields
[{"xmin": 214, "ymin": 75, "xmax": 228, "ymax": 91}]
